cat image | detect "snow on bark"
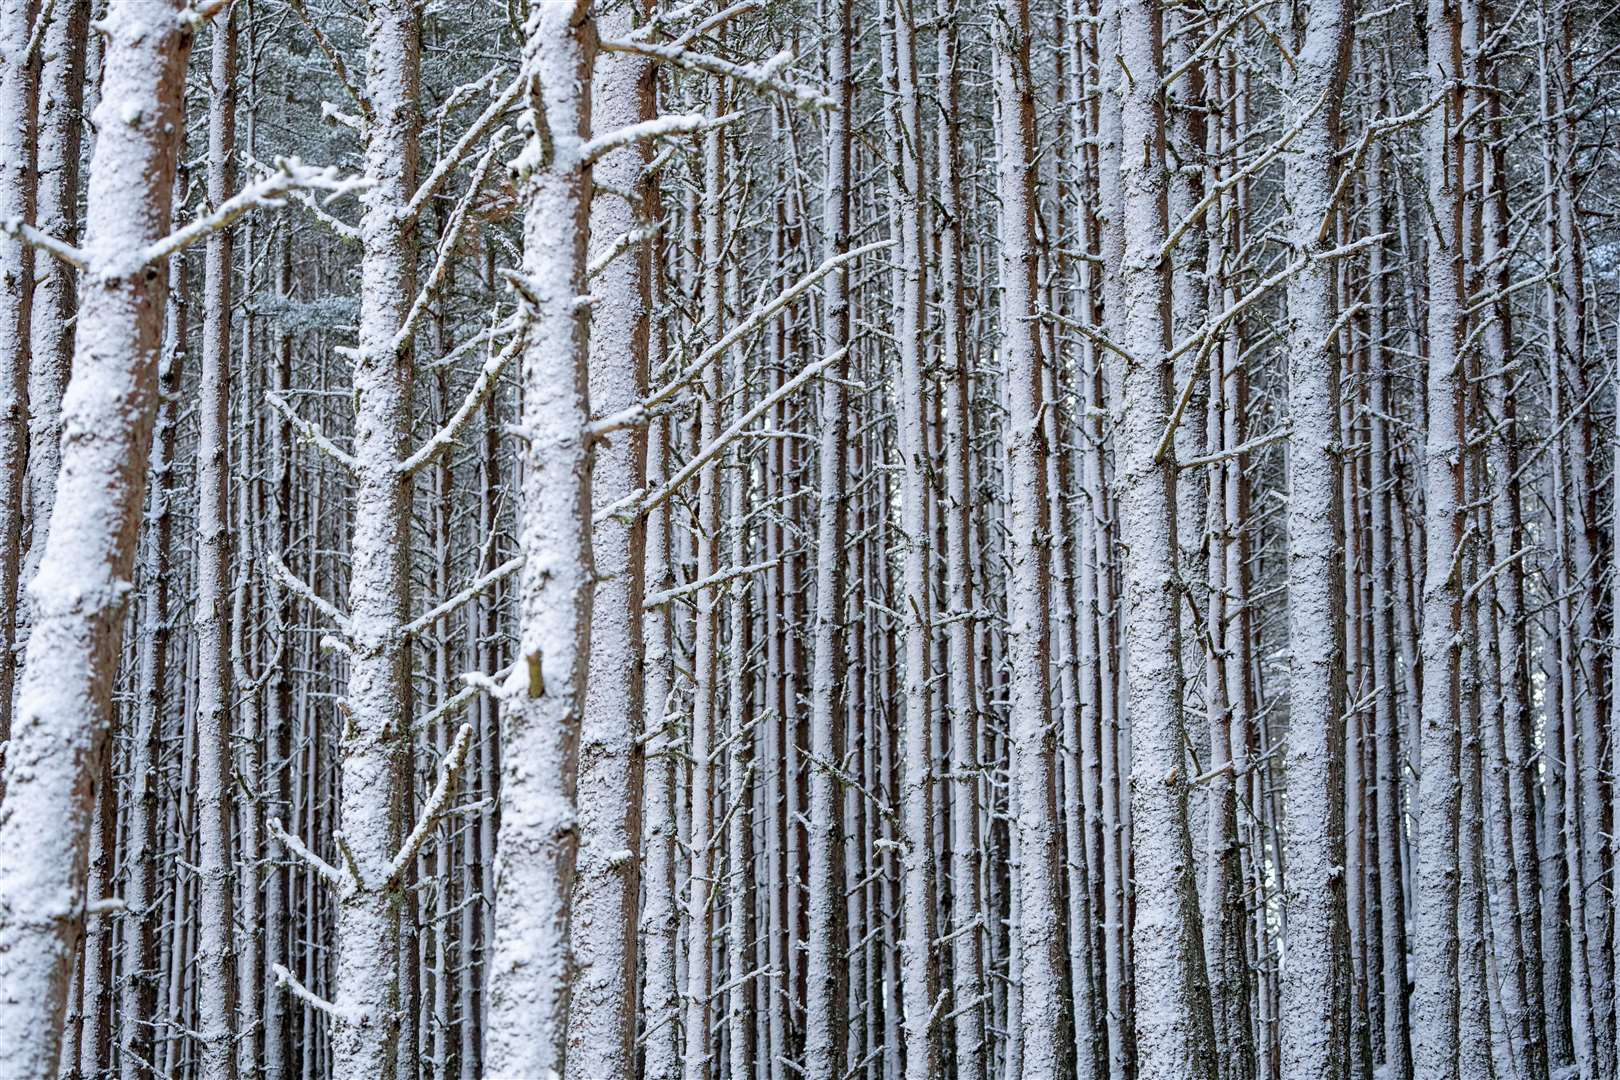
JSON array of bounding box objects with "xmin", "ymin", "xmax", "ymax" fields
[
  {"xmin": 878, "ymin": 0, "xmax": 942, "ymax": 1074},
  {"xmin": 21, "ymin": 0, "xmax": 86, "ymax": 589},
  {"xmin": 991, "ymin": 3, "xmax": 1069, "ymax": 1076},
  {"xmin": 322, "ymin": 0, "xmax": 422, "ymax": 1074},
  {"xmin": 567, "ymin": 4, "xmax": 651, "ymax": 1077},
  {"xmin": 0, "ymin": 0, "xmax": 38, "ymax": 763},
  {"xmin": 0, "ymin": 2, "xmax": 193, "ymax": 1073},
  {"xmin": 1107, "ymin": 0, "xmax": 1218, "ymax": 1076},
  {"xmin": 1279, "ymin": 2, "xmax": 1355, "ymax": 1078},
  {"xmin": 484, "ymin": 3, "xmax": 595, "ymax": 1077},
  {"xmin": 1411, "ymin": 0, "xmax": 1468, "ymax": 1074},
  {"xmin": 804, "ymin": 4, "xmax": 852, "ymax": 1075},
  {"xmin": 194, "ymin": 13, "xmax": 241, "ymax": 1078}
]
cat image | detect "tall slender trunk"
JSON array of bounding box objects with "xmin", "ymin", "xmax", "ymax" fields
[
  {"xmin": 484, "ymin": 4, "xmax": 595, "ymax": 1077},
  {"xmin": 805, "ymin": 4, "xmax": 852, "ymax": 1074},
  {"xmin": 568, "ymin": 3, "xmax": 652, "ymax": 1075},
  {"xmin": 196, "ymin": 13, "xmax": 241, "ymax": 1077},
  {"xmin": 991, "ymin": 4, "xmax": 1068, "ymax": 1075},
  {"xmin": 0, "ymin": 4, "xmax": 194, "ymax": 1073},
  {"xmin": 1280, "ymin": 2, "xmax": 1355, "ymax": 1077},
  {"xmin": 21, "ymin": 0, "xmax": 87, "ymax": 584},
  {"xmin": 1411, "ymin": 0, "xmax": 1468, "ymax": 1074},
  {"xmin": 0, "ymin": 0, "xmax": 39, "ymax": 759}
]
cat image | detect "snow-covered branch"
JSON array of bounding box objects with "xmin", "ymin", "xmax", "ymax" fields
[
  {"xmin": 265, "ymin": 391, "xmax": 360, "ymax": 473},
  {"xmin": 263, "ymin": 550, "xmax": 353, "ymax": 637},
  {"xmin": 0, "ymin": 215, "xmax": 85, "ymax": 269},
  {"xmin": 268, "ymin": 818, "xmax": 352, "ymax": 896},
  {"xmin": 581, "ymin": 111, "xmax": 739, "ymax": 164},
  {"xmin": 381, "ymin": 723, "xmax": 476, "ymax": 887},
  {"xmin": 404, "ymin": 555, "xmax": 525, "ymax": 639},
  {"xmin": 405, "ymin": 71, "xmax": 525, "ymax": 222},
  {"xmin": 645, "ymin": 239, "xmax": 889, "ymax": 409},
  {"xmin": 141, "ymin": 160, "xmax": 359, "ymax": 268},
  {"xmin": 597, "ymin": 37, "xmax": 834, "ymax": 110}
]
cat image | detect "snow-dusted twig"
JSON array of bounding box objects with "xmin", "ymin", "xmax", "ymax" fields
[
  {"xmin": 273, "ymin": 964, "xmax": 350, "ymax": 1021},
  {"xmin": 581, "ymin": 111, "xmax": 739, "ymax": 164},
  {"xmin": 264, "ymin": 391, "xmax": 360, "ymax": 473},
  {"xmin": 643, "ymin": 556, "xmax": 783, "ymax": 610},
  {"xmin": 1041, "ymin": 309, "xmax": 1141, "ymax": 367},
  {"xmin": 404, "ymin": 555, "xmax": 524, "ymax": 638},
  {"xmin": 285, "ymin": 0, "xmax": 370, "ymax": 120},
  {"xmin": 0, "ymin": 215, "xmax": 85, "ymax": 269},
  {"xmin": 267, "ymin": 818, "xmax": 352, "ymax": 895},
  {"xmin": 382, "ymin": 723, "xmax": 475, "ymax": 887},
  {"xmin": 263, "ymin": 550, "xmax": 353, "ymax": 637},
  {"xmin": 140, "ymin": 160, "xmax": 355, "ymax": 267},
  {"xmin": 647, "ymin": 240, "xmax": 888, "ymax": 407},
  {"xmin": 400, "ymin": 333, "xmax": 522, "ymax": 476},
  {"xmin": 633, "ymin": 346, "xmax": 846, "ymax": 517},
  {"xmin": 392, "ymin": 133, "xmax": 510, "ymax": 356},
  {"xmin": 598, "ymin": 37, "xmax": 834, "ymax": 110},
  {"xmin": 1178, "ymin": 426, "xmax": 1291, "ymax": 468},
  {"xmin": 406, "ymin": 71, "xmax": 525, "ymax": 222}
]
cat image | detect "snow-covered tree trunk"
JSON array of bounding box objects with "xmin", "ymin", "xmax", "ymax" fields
[
  {"xmin": 878, "ymin": 1, "xmax": 942, "ymax": 1074},
  {"xmin": 1410, "ymin": 0, "xmax": 1467, "ymax": 1074},
  {"xmin": 991, "ymin": 3, "xmax": 1069, "ymax": 1075},
  {"xmin": 0, "ymin": 3, "xmax": 194, "ymax": 1073},
  {"xmin": 21, "ymin": 0, "xmax": 86, "ymax": 585},
  {"xmin": 568, "ymin": 3, "xmax": 652, "ymax": 1075},
  {"xmin": 804, "ymin": 3, "xmax": 852, "ymax": 1074},
  {"xmin": 1108, "ymin": 0, "xmax": 1217, "ymax": 1075},
  {"xmin": 0, "ymin": 0, "xmax": 38, "ymax": 760},
  {"xmin": 195, "ymin": 13, "xmax": 241, "ymax": 1077},
  {"xmin": 484, "ymin": 3, "xmax": 595, "ymax": 1077},
  {"xmin": 1365, "ymin": 129, "xmax": 1414, "ymax": 1080},
  {"xmin": 1279, "ymin": 2, "xmax": 1355, "ymax": 1077},
  {"xmin": 325, "ymin": 0, "xmax": 422, "ymax": 1070},
  {"xmin": 935, "ymin": 5, "xmax": 987, "ymax": 1075}
]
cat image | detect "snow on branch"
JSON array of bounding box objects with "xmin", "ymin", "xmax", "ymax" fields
[
  {"xmin": 141, "ymin": 160, "xmax": 361, "ymax": 268},
  {"xmin": 399, "ymin": 332, "xmax": 524, "ymax": 476},
  {"xmin": 645, "ymin": 239, "xmax": 890, "ymax": 409},
  {"xmin": 263, "ymin": 549, "xmax": 353, "ymax": 638},
  {"xmin": 382, "ymin": 722, "xmax": 476, "ymax": 887},
  {"xmin": 265, "ymin": 391, "xmax": 360, "ymax": 473},
  {"xmin": 632, "ymin": 346, "xmax": 847, "ymax": 518},
  {"xmin": 273, "ymin": 964, "xmax": 351, "ymax": 1021},
  {"xmin": 268, "ymin": 818, "xmax": 353, "ymax": 896},
  {"xmin": 285, "ymin": 0, "xmax": 371, "ymax": 121},
  {"xmin": 406, "ymin": 71, "xmax": 525, "ymax": 222},
  {"xmin": 404, "ymin": 555, "xmax": 525, "ymax": 639},
  {"xmin": 1158, "ymin": 90, "xmax": 1326, "ymax": 264},
  {"xmin": 597, "ymin": 37, "xmax": 834, "ymax": 110},
  {"xmin": 0, "ymin": 216, "xmax": 85, "ymax": 270},
  {"xmin": 581, "ymin": 111, "xmax": 740, "ymax": 165},
  {"xmin": 643, "ymin": 556, "xmax": 784, "ymax": 611},
  {"xmin": 392, "ymin": 133, "xmax": 511, "ymax": 357}
]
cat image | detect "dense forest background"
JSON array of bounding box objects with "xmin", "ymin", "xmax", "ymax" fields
[{"xmin": 2, "ymin": 0, "xmax": 1620, "ymax": 1078}]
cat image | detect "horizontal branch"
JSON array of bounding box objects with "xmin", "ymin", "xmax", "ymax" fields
[
  {"xmin": 141, "ymin": 160, "xmax": 359, "ymax": 268},
  {"xmin": 581, "ymin": 111, "xmax": 739, "ymax": 165},
  {"xmin": 644, "ymin": 556, "xmax": 783, "ymax": 610},
  {"xmin": 0, "ymin": 215, "xmax": 85, "ymax": 270},
  {"xmin": 635, "ymin": 346, "xmax": 847, "ymax": 517}
]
